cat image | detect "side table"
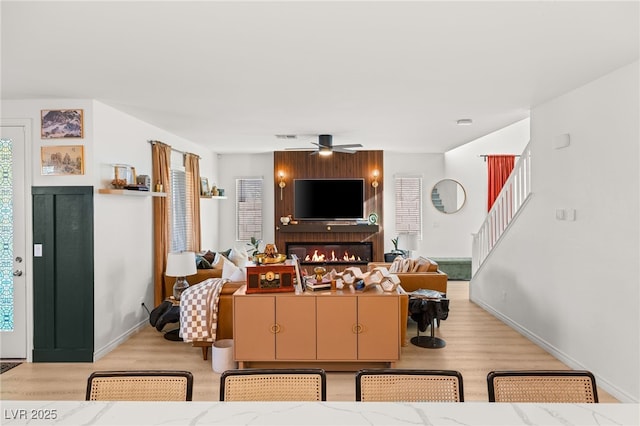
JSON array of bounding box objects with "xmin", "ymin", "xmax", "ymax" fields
[{"xmin": 408, "ymin": 295, "xmax": 449, "ymax": 349}]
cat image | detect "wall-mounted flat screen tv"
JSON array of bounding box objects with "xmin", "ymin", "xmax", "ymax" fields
[{"xmin": 294, "ymin": 178, "xmax": 365, "ymax": 220}]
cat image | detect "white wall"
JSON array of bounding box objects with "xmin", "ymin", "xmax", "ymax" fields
[
  {"xmin": 91, "ymin": 101, "xmax": 219, "ymax": 358},
  {"xmin": 216, "ymin": 152, "xmax": 275, "ymax": 251},
  {"xmin": 382, "ymin": 152, "xmax": 444, "ymax": 255},
  {"xmin": 2, "ymin": 99, "xmax": 219, "ymax": 360},
  {"xmin": 443, "ymin": 118, "xmax": 530, "ymax": 256},
  {"xmin": 212, "ymin": 126, "xmax": 529, "ymax": 259},
  {"xmin": 380, "ymin": 121, "xmax": 529, "ymax": 258},
  {"xmin": 470, "ymin": 61, "xmax": 639, "ymax": 402}
]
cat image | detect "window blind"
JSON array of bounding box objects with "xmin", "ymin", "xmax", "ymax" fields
[
  {"xmin": 170, "ymin": 169, "xmax": 188, "ymax": 252},
  {"xmin": 236, "ymin": 178, "xmax": 263, "ymax": 241},
  {"xmin": 184, "ymin": 166, "xmax": 196, "ymax": 250},
  {"xmin": 395, "ymin": 176, "xmax": 422, "ymax": 234}
]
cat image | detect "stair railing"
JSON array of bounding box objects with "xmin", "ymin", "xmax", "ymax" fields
[{"xmin": 472, "ymin": 143, "xmax": 532, "ymax": 275}]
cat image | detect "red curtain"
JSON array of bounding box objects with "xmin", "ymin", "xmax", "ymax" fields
[{"xmin": 487, "ymin": 155, "xmax": 515, "ymax": 211}]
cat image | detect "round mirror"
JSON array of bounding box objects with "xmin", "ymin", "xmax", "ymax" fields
[{"xmin": 431, "ymin": 179, "xmax": 466, "ymax": 213}]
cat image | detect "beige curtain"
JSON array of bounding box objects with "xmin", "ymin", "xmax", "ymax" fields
[
  {"xmin": 184, "ymin": 153, "xmax": 201, "ymax": 252},
  {"xmin": 152, "ymin": 141, "xmax": 172, "ymax": 305}
]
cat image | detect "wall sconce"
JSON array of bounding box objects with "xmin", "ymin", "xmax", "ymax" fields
[
  {"xmin": 371, "ymin": 169, "xmax": 379, "ymax": 188},
  {"xmin": 372, "ymin": 169, "xmax": 380, "ymax": 202},
  {"xmin": 278, "ymin": 171, "xmax": 286, "ymax": 200}
]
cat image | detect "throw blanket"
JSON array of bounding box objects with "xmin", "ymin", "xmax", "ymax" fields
[{"xmin": 179, "ymin": 278, "xmax": 225, "ymax": 343}]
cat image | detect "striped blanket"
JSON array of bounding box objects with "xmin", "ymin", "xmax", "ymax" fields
[{"xmin": 179, "ymin": 278, "xmax": 225, "ymax": 343}]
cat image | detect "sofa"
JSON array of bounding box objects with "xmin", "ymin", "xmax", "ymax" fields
[
  {"xmin": 163, "ymin": 253, "xmax": 421, "ymax": 358},
  {"xmin": 163, "ymin": 270, "xmax": 244, "ymax": 360},
  {"xmin": 367, "ymin": 256, "xmax": 448, "ymax": 295},
  {"xmin": 369, "ymin": 257, "xmax": 448, "ymax": 343}
]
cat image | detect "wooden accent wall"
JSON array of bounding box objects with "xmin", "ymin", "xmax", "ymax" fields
[{"xmin": 273, "ymin": 150, "xmax": 384, "ymax": 262}]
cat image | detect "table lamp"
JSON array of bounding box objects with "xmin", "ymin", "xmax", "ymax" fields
[{"xmin": 166, "ymin": 251, "xmax": 197, "ymax": 300}]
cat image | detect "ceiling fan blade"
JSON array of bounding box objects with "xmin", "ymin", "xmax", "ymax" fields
[
  {"xmin": 333, "ymin": 144, "xmax": 363, "ymax": 149},
  {"xmin": 332, "ymin": 147, "xmax": 357, "ymax": 154}
]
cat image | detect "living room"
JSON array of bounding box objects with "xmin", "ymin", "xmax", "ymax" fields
[{"xmin": 1, "ymin": 1, "xmax": 638, "ymax": 406}]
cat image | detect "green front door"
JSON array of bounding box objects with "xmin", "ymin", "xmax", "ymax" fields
[{"xmin": 32, "ymin": 186, "xmax": 94, "ymax": 362}]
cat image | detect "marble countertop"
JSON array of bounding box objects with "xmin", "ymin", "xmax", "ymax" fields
[{"xmin": 1, "ymin": 401, "xmax": 637, "ymax": 425}]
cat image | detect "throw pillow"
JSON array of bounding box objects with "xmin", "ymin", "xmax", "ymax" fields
[
  {"xmin": 221, "ymin": 255, "xmax": 246, "ymax": 281},
  {"xmin": 388, "ymin": 256, "xmax": 404, "ymax": 273},
  {"xmin": 202, "ymin": 250, "xmax": 215, "ymax": 264},
  {"xmin": 195, "ymin": 255, "xmax": 212, "ymax": 269},
  {"xmin": 425, "ymin": 258, "xmax": 439, "ymax": 272},
  {"xmin": 414, "ymin": 256, "xmax": 439, "ymax": 272},
  {"xmin": 229, "ymin": 246, "xmax": 249, "ymax": 267},
  {"xmin": 412, "ymin": 257, "xmax": 428, "ymax": 272},
  {"xmin": 229, "ymin": 266, "xmax": 245, "ymax": 282},
  {"xmin": 221, "ymin": 255, "xmax": 238, "ymax": 280},
  {"xmin": 401, "ymin": 258, "xmax": 413, "ymax": 273},
  {"xmin": 212, "ymin": 253, "xmax": 225, "ymax": 271}
]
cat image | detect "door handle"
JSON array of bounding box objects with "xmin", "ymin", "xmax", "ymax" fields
[{"xmin": 13, "ymin": 270, "xmax": 23, "ymax": 277}]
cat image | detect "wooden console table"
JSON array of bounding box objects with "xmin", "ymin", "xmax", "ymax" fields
[{"xmin": 232, "ymin": 285, "xmax": 402, "ymax": 370}]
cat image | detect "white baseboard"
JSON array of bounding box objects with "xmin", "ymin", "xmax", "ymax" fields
[
  {"xmin": 93, "ymin": 319, "xmax": 149, "ymax": 362},
  {"xmin": 471, "ymin": 297, "xmax": 637, "ymax": 403}
]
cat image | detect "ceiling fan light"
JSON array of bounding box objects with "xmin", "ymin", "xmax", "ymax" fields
[{"xmin": 318, "ymin": 149, "xmax": 333, "ymax": 156}]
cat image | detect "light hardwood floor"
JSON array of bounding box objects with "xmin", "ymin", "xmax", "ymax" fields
[{"xmin": 0, "ymin": 281, "xmax": 617, "ymax": 402}]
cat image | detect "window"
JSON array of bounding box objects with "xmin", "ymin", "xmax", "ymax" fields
[
  {"xmin": 170, "ymin": 169, "xmax": 188, "ymax": 252},
  {"xmin": 0, "ymin": 138, "xmax": 14, "ymax": 331},
  {"xmin": 236, "ymin": 178, "xmax": 263, "ymax": 241},
  {"xmin": 395, "ymin": 176, "xmax": 422, "ymax": 235}
]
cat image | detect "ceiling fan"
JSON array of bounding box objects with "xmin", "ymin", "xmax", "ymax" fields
[{"xmin": 285, "ymin": 134, "xmax": 363, "ymax": 156}]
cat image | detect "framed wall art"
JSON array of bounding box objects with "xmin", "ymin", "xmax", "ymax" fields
[
  {"xmin": 41, "ymin": 145, "xmax": 85, "ymax": 175},
  {"xmin": 41, "ymin": 109, "xmax": 84, "ymax": 139},
  {"xmin": 200, "ymin": 177, "xmax": 210, "ymax": 196}
]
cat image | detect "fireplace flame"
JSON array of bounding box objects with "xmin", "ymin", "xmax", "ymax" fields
[{"xmin": 303, "ymin": 249, "xmax": 361, "ymax": 263}]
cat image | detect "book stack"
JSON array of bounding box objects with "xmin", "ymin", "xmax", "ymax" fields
[{"xmin": 304, "ymin": 277, "xmax": 331, "ymax": 291}]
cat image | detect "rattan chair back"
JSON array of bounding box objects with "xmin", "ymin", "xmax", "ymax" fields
[
  {"xmin": 220, "ymin": 368, "xmax": 326, "ymax": 401},
  {"xmin": 487, "ymin": 370, "xmax": 598, "ymax": 403},
  {"xmin": 356, "ymin": 369, "xmax": 464, "ymax": 402},
  {"xmin": 86, "ymin": 370, "xmax": 193, "ymax": 401}
]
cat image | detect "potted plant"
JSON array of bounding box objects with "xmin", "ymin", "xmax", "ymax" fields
[
  {"xmin": 384, "ymin": 236, "xmax": 406, "ymax": 262},
  {"xmin": 247, "ymin": 237, "xmax": 262, "ymax": 262}
]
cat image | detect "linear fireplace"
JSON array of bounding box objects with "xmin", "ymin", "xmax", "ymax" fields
[{"xmin": 286, "ymin": 242, "xmax": 373, "ymax": 266}]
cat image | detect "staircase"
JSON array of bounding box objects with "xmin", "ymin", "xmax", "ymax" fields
[
  {"xmin": 431, "ymin": 188, "xmax": 444, "ymax": 212},
  {"xmin": 472, "ymin": 143, "xmax": 532, "ymax": 275}
]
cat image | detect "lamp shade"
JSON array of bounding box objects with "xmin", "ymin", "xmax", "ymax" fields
[{"xmin": 166, "ymin": 251, "xmax": 197, "ymax": 277}]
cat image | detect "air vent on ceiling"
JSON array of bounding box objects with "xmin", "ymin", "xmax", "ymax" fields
[{"xmin": 275, "ymin": 134, "xmax": 297, "ymax": 140}]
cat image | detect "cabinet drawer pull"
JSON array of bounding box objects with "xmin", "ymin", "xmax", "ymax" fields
[
  {"xmin": 352, "ymin": 324, "xmax": 363, "ymax": 334},
  {"xmin": 270, "ymin": 324, "xmax": 281, "ymax": 334}
]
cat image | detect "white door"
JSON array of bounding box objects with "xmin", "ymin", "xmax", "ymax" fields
[{"xmin": 0, "ymin": 125, "xmax": 27, "ymax": 359}]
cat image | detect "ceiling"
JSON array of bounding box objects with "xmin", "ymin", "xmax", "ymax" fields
[{"xmin": 2, "ymin": 1, "xmax": 638, "ymax": 154}]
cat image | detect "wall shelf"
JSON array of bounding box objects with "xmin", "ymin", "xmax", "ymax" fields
[
  {"xmin": 278, "ymin": 224, "xmax": 379, "ymax": 233},
  {"xmin": 201, "ymin": 195, "xmax": 228, "ymax": 199},
  {"xmin": 97, "ymin": 188, "xmax": 167, "ymax": 197}
]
